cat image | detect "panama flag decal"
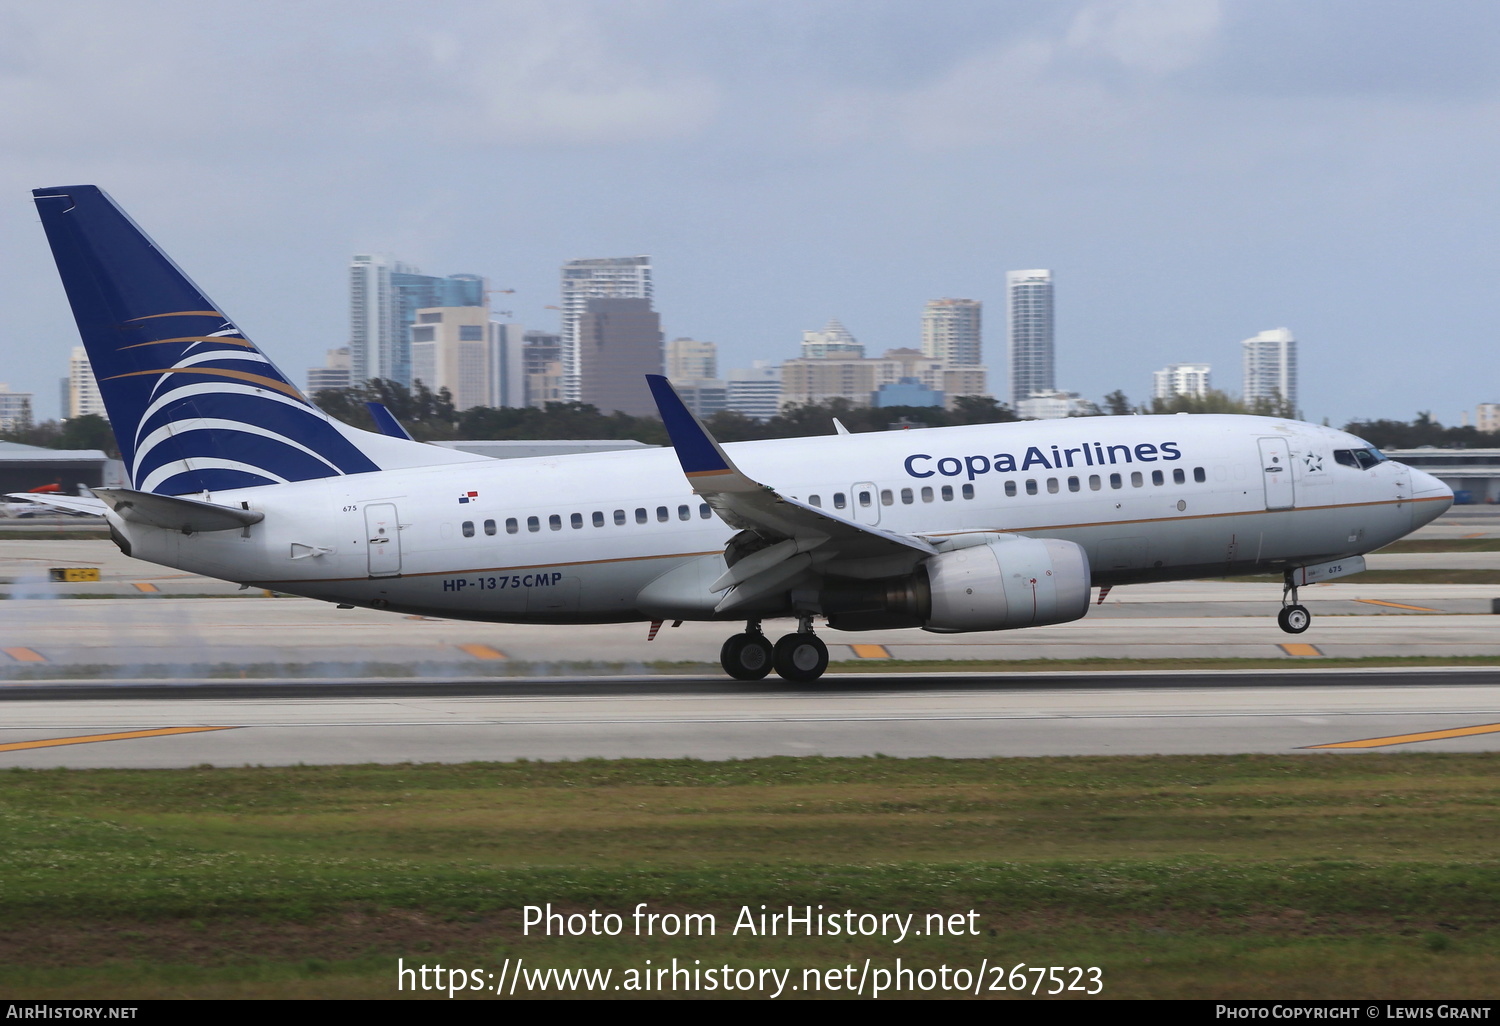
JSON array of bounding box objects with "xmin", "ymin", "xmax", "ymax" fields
[{"xmin": 458, "ymin": 491, "xmax": 479, "ymax": 504}]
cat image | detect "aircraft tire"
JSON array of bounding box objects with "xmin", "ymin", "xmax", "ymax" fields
[
  {"xmin": 1278, "ymin": 605, "xmax": 1311, "ymax": 634},
  {"xmin": 773, "ymin": 633, "xmax": 829, "ymax": 682},
  {"xmin": 721, "ymin": 633, "xmax": 773, "ymax": 680}
]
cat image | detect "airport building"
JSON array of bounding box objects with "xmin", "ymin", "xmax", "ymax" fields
[
  {"xmin": 921, "ymin": 298, "xmax": 982, "ymax": 366},
  {"xmin": 1385, "ymin": 448, "xmax": 1500, "ymax": 505},
  {"xmin": 1153, "ymin": 363, "xmax": 1212, "ymax": 401},
  {"xmin": 1242, "ymin": 328, "xmax": 1297, "ymax": 412},
  {"xmin": 560, "ymin": 256, "xmax": 652, "ymax": 403},
  {"xmin": 1007, "ymin": 270, "xmax": 1054, "ymax": 408}
]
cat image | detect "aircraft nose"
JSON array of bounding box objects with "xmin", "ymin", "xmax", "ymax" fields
[{"xmin": 1408, "ymin": 467, "xmax": 1453, "ymax": 525}]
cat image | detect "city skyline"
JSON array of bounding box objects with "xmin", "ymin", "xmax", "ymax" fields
[{"xmin": 6, "ymin": 4, "xmax": 1499, "ymax": 427}]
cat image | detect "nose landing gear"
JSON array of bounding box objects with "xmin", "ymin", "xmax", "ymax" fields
[
  {"xmin": 719, "ymin": 616, "xmax": 830, "ymax": 681},
  {"xmin": 1278, "ymin": 574, "xmax": 1311, "ymax": 634}
]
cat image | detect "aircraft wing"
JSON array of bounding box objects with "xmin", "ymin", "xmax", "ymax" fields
[{"xmin": 646, "ymin": 375, "xmax": 935, "ymax": 612}]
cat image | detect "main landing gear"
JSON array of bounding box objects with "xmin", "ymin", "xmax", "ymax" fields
[
  {"xmin": 1278, "ymin": 575, "xmax": 1311, "ymax": 634},
  {"xmin": 720, "ymin": 617, "xmax": 829, "ymax": 682}
]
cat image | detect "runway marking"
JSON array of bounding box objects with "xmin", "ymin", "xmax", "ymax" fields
[
  {"xmin": 3, "ymin": 647, "xmax": 45, "ymax": 662},
  {"xmin": 132, "ymin": 582, "xmax": 159, "ymax": 593},
  {"xmin": 458, "ymin": 643, "xmax": 507, "ymax": 660},
  {"xmin": 1464, "ymin": 532, "xmax": 1487, "ymax": 538},
  {"xmin": 850, "ymin": 644, "xmax": 892, "ymax": 659},
  {"xmin": 1305, "ymin": 722, "xmax": 1500, "ymax": 749},
  {"xmin": 1356, "ymin": 598, "xmax": 1441, "ymax": 612},
  {"xmin": 0, "ymin": 726, "xmax": 239, "ymax": 753},
  {"xmin": 1278, "ymin": 643, "xmax": 1323, "ymax": 657}
]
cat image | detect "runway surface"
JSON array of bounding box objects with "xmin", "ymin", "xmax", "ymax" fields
[
  {"xmin": 3, "ymin": 670, "xmax": 1500, "ymax": 768},
  {"xmin": 1, "ymin": 514, "xmax": 1498, "ymax": 769}
]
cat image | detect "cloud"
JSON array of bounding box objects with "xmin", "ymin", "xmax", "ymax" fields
[{"xmin": 1065, "ymin": 0, "xmax": 1223, "ymax": 75}]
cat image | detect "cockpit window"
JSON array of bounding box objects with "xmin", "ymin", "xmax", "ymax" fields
[{"xmin": 1334, "ymin": 447, "xmax": 1388, "ymax": 471}]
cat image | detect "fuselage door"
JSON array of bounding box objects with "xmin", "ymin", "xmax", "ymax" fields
[
  {"xmin": 365, "ymin": 502, "xmax": 402, "ymax": 577},
  {"xmin": 1257, "ymin": 438, "xmax": 1295, "ymax": 511},
  {"xmin": 851, "ymin": 482, "xmax": 881, "ymax": 525}
]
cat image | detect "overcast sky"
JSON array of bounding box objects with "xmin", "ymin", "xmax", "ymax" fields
[{"xmin": 3, "ymin": 0, "xmax": 1498, "ymax": 426}]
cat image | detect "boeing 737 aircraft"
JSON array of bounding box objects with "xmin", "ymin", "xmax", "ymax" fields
[{"xmin": 26, "ymin": 185, "xmax": 1453, "ymax": 681}]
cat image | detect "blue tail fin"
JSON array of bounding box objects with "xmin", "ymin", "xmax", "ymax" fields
[{"xmin": 34, "ymin": 186, "xmax": 418, "ymax": 495}]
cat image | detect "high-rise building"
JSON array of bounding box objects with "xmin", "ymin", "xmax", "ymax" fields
[
  {"xmin": 0, "ymin": 385, "xmax": 33, "ymax": 432},
  {"xmin": 726, "ymin": 362, "xmax": 782, "ymax": 421},
  {"xmin": 307, "ymin": 347, "xmax": 352, "ymax": 395},
  {"xmin": 577, "ymin": 297, "xmax": 663, "ymax": 418},
  {"xmin": 349, "ymin": 255, "xmax": 486, "ymax": 387},
  {"xmin": 1241, "ymin": 328, "xmax": 1297, "ymax": 412},
  {"xmin": 1006, "ymin": 270, "xmax": 1053, "ymax": 407},
  {"xmin": 665, "ymin": 338, "xmax": 718, "ymax": 381},
  {"xmin": 1153, "ymin": 363, "xmax": 1212, "ymax": 401},
  {"xmin": 800, "ymin": 318, "xmax": 863, "ymax": 359},
  {"xmin": 561, "ymin": 256, "xmax": 652, "ymax": 402},
  {"xmin": 410, "ymin": 307, "xmax": 495, "ymax": 411},
  {"xmin": 1477, "ymin": 404, "xmax": 1500, "ymax": 434},
  {"xmin": 523, "ymin": 331, "xmax": 565, "ymax": 407},
  {"xmin": 921, "ymin": 298, "xmax": 982, "ymax": 366},
  {"xmin": 68, "ymin": 346, "xmax": 106, "ymax": 421}
]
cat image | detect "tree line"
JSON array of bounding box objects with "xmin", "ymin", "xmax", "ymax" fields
[{"xmin": 2, "ymin": 379, "xmax": 1493, "ymax": 454}]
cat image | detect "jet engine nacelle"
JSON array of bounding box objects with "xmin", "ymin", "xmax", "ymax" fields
[
  {"xmin": 921, "ymin": 534, "xmax": 1091, "ymax": 632},
  {"xmin": 818, "ymin": 533, "xmax": 1091, "ymax": 633}
]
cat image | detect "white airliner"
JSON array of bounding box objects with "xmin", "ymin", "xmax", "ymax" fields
[{"xmin": 25, "ymin": 185, "xmax": 1452, "ymax": 681}]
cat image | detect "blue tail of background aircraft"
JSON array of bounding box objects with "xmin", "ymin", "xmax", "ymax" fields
[{"xmin": 33, "ymin": 185, "xmax": 389, "ymax": 496}]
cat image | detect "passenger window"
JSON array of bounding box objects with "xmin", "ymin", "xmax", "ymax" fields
[
  {"xmin": 506, "ymin": 518, "xmax": 518, "ymax": 534},
  {"xmin": 1194, "ymin": 467, "xmax": 1207, "ymax": 483},
  {"xmin": 1026, "ymin": 479, "xmax": 1038, "ymax": 495},
  {"xmin": 858, "ymin": 490, "xmax": 872, "ymax": 507},
  {"xmin": 635, "ymin": 508, "xmax": 647, "ymax": 524},
  {"xmin": 961, "ymin": 483, "xmax": 975, "ymax": 499},
  {"xmin": 901, "ymin": 488, "xmax": 914, "ymax": 504},
  {"xmin": 1068, "ymin": 476, "xmax": 1080, "ymax": 492},
  {"xmin": 1173, "ymin": 468, "xmax": 1185, "ymax": 485},
  {"xmin": 880, "ymin": 489, "xmax": 893, "ymax": 506},
  {"xmin": 809, "ymin": 494, "xmax": 821, "ymax": 507},
  {"xmin": 656, "ymin": 506, "xmax": 668, "ymax": 522},
  {"xmin": 527, "ymin": 516, "xmax": 540, "ymax": 532},
  {"xmin": 1005, "ymin": 480, "xmax": 1017, "ymax": 497},
  {"xmin": 1152, "ymin": 470, "xmax": 1164, "ymax": 486},
  {"xmin": 593, "ymin": 511, "xmax": 605, "ymax": 527},
  {"xmin": 834, "ymin": 493, "xmax": 847, "ymax": 509},
  {"xmin": 678, "ymin": 504, "xmax": 690, "ymax": 520},
  {"xmin": 1047, "ymin": 478, "xmax": 1060, "ymax": 494},
  {"xmin": 1110, "ymin": 473, "xmax": 1122, "ymax": 489},
  {"xmin": 614, "ymin": 509, "xmax": 626, "ymax": 526},
  {"xmin": 571, "ymin": 512, "xmax": 583, "ymax": 529},
  {"xmin": 462, "ymin": 521, "xmax": 474, "ymax": 538},
  {"xmin": 941, "ymin": 485, "xmax": 953, "ymax": 501},
  {"xmin": 700, "ymin": 504, "xmax": 712, "ymax": 518},
  {"xmin": 484, "ymin": 519, "xmax": 496, "ymax": 536},
  {"xmin": 1131, "ymin": 472, "xmax": 1143, "ymax": 487},
  {"xmin": 549, "ymin": 514, "xmax": 562, "ymax": 530},
  {"xmin": 1089, "ymin": 475, "xmax": 1101, "ymax": 491},
  {"xmin": 921, "ymin": 487, "xmax": 934, "ymax": 502}
]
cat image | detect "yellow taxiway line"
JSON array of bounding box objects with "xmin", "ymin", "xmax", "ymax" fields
[
  {"xmin": 1305, "ymin": 722, "xmax": 1500, "ymax": 750},
  {"xmin": 0, "ymin": 726, "xmax": 240, "ymax": 753}
]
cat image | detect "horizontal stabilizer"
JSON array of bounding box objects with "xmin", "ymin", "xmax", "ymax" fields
[
  {"xmin": 6, "ymin": 493, "xmax": 107, "ymax": 516},
  {"xmin": 93, "ymin": 487, "xmax": 265, "ymax": 533}
]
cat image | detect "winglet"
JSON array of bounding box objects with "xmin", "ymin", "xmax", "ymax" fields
[
  {"xmin": 365, "ymin": 402, "xmax": 415, "ymax": 441},
  {"xmin": 646, "ymin": 375, "xmax": 756, "ymax": 491}
]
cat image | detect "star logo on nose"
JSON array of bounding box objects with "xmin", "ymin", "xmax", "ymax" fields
[{"xmin": 1303, "ymin": 453, "xmax": 1324, "ymax": 473}]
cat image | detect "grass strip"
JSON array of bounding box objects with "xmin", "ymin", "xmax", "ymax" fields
[{"xmin": 1, "ymin": 754, "xmax": 1498, "ymax": 998}]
